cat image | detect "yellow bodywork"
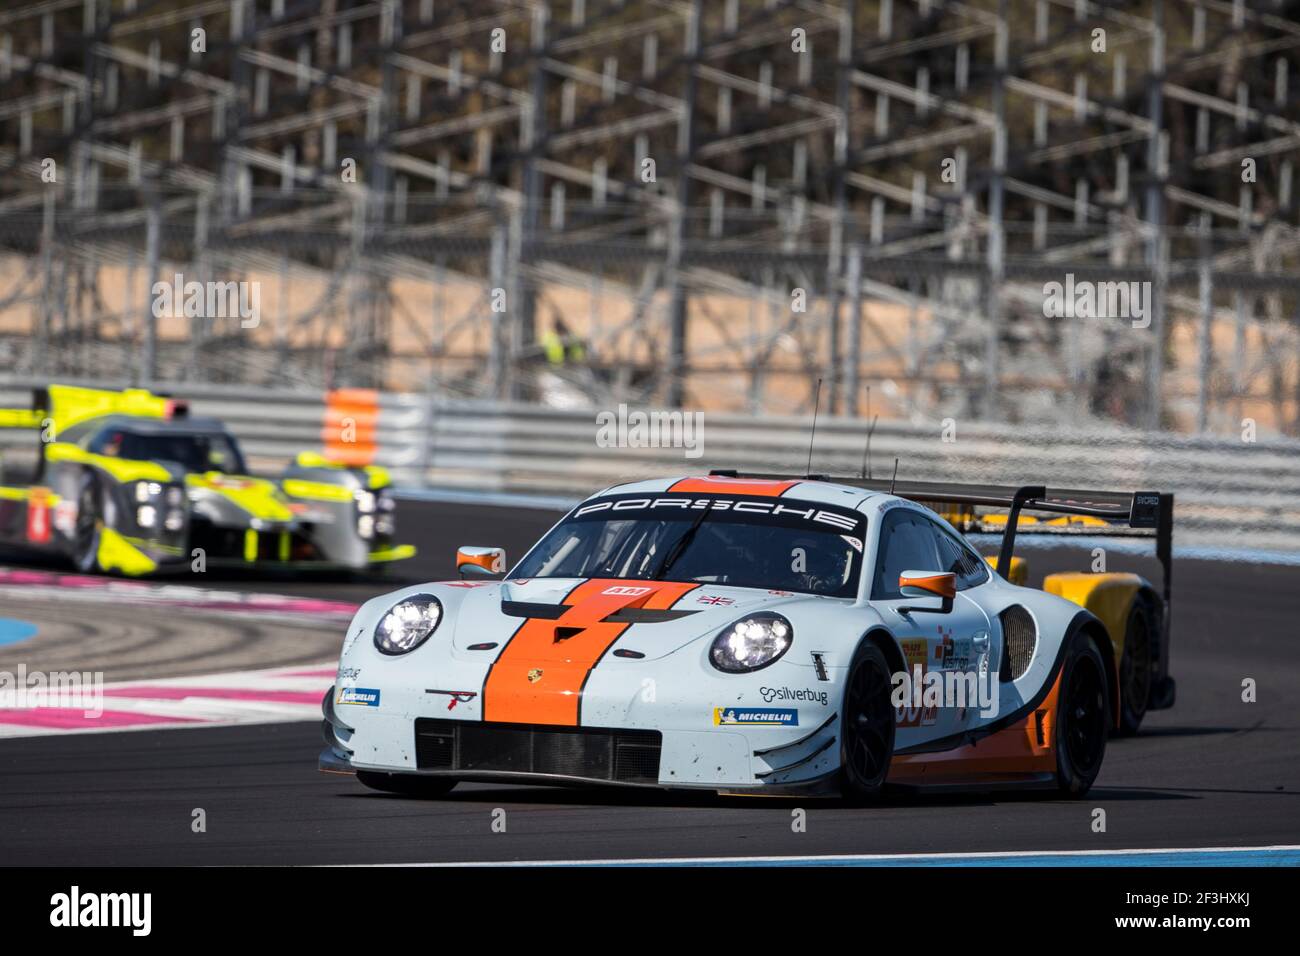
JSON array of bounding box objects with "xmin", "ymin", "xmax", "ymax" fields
[
  {"xmin": 46, "ymin": 384, "xmax": 171, "ymax": 436},
  {"xmin": 95, "ymin": 527, "xmax": 159, "ymax": 576},
  {"xmin": 1043, "ymin": 514, "xmax": 1111, "ymax": 528},
  {"xmin": 44, "ymin": 442, "xmax": 173, "ymax": 482},
  {"xmin": 979, "ymin": 513, "xmax": 1039, "ymax": 528},
  {"xmin": 0, "ymin": 383, "xmax": 170, "ymax": 438},
  {"xmin": 1042, "ymin": 571, "xmax": 1145, "ymax": 656},
  {"xmin": 0, "ymin": 408, "xmax": 45, "ymax": 429},
  {"xmin": 294, "ymin": 451, "xmax": 391, "ymax": 489},
  {"xmin": 984, "ymin": 554, "xmax": 1027, "ymax": 585},
  {"xmin": 281, "ymin": 478, "xmax": 355, "ymax": 502},
  {"xmin": 186, "ymin": 472, "xmax": 295, "ymax": 522},
  {"xmin": 369, "ymin": 544, "xmax": 416, "ymax": 563}
]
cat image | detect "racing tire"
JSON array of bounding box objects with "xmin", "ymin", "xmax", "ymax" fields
[
  {"xmin": 1054, "ymin": 632, "xmax": 1110, "ymax": 797},
  {"xmin": 839, "ymin": 641, "xmax": 895, "ymax": 803},
  {"xmin": 71, "ymin": 471, "xmax": 105, "ymax": 574},
  {"xmin": 1116, "ymin": 598, "xmax": 1155, "ymax": 736},
  {"xmin": 356, "ymin": 770, "xmax": 457, "ymax": 798}
]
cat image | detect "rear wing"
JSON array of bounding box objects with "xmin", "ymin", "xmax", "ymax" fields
[
  {"xmin": 708, "ymin": 470, "xmax": 1173, "ymax": 632},
  {"xmin": 0, "ymin": 388, "xmax": 48, "ymax": 430},
  {"xmin": 0, "ymin": 385, "xmax": 188, "ymax": 438}
]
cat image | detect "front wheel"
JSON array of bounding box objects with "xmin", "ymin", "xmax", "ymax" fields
[
  {"xmin": 71, "ymin": 472, "xmax": 104, "ymax": 574},
  {"xmin": 839, "ymin": 642, "xmax": 896, "ymax": 802},
  {"xmin": 1054, "ymin": 632, "xmax": 1110, "ymax": 797},
  {"xmin": 356, "ymin": 770, "xmax": 457, "ymax": 798}
]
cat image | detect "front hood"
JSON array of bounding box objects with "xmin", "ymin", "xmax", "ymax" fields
[
  {"xmin": 445, "ymin": 578, "xmax": 814, "ymax": 661},
  {"xmin": 185, "ymin": 472, "xmax": 297, "ymax": 527}
]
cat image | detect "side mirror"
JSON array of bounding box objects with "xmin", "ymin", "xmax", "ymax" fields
[
  {"xmin": 457, "ymin": 546, "xmax": 506, "ymax": 578},
  {"xmin": 898, "ymin": 570, "xmax": 956, "ymax": 614}
]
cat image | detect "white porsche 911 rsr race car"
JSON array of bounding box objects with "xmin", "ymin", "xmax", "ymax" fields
[{"xmin": 320, "ymin": 473, "xmax": 1174, "ymax": 801}]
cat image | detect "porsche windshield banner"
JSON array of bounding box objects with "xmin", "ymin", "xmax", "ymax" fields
[{"xmin": 570, "ymin": 493, "xmax": 866, "ymax": 536}]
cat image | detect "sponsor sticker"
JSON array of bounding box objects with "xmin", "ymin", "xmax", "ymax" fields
[
  {"xmin": 759, "ymin": 685, "xmax": 829, "ymax": 706},
  {"xmin": 336, "ymin": 687, "xmax": 381, "ymax": 707},
  {"xmin": 603, "ymin": 585, "xmax": 653, "ymax": 596},
  {"xmin": 713, "ymin": 706, "xmax": 799, "ymax": 727}
]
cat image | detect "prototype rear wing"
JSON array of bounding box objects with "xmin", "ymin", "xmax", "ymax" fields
[
  {"xmin": 708, "ymin": 470, "xmax": 1173, "ymax": 636},
  {"xmin": 0, "ymin": 385, "xmax": 188, "ymax": 437},
  {"xmin": 0, "ymin": 388, "xmax": 48, "ymax": 430}
]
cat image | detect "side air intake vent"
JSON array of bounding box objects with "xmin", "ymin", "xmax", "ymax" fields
[{"xmin": 999, "ymin": 606, "xmax": 1037, "ymax": 682}]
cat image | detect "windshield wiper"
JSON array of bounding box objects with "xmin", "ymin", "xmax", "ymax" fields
[{"xmin": 651, "ymin": 503, "xmax": 712, "ymax": 580}]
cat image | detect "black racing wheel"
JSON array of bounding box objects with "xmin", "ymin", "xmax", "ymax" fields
[
  {"xmin": 839, "ymin": 641, "xmax": 896, "ymax": 802},
  {"xmin": 1116, "ymin": 598, "xmax": 1155, "ymax": 735},
  {"xmin": 356, "ymin": 770, "xmax": 457, "ymax": 797},
  {"xmin": 1054, "ymin": 631, "xmax": 1110, "ymax": 797},
  {"xmin": 71, "ymin": 472, "xmax": 104, "ymax": 574}
]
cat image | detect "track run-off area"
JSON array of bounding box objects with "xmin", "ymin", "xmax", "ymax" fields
[{"xmin": 0, "ymin": 497, "xmax": 1296, "ymax": 865}]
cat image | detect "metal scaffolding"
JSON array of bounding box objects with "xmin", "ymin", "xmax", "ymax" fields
[{"xmin": 1, "ymin": 0, "xmax": 1298, "ymax": 435}]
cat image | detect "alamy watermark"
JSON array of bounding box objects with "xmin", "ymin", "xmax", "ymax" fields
[
  {"xmin": 1042, "ymin": 273, "xmax": 1151, "ymax": 329},
  {"xmin": 595, "ymin": 403, "xmax": 705, "ymax": 459},
  {"xmin": 891, "ymin": 665, "xmax": 998, "ymax": 721},
  {"xmin": 0, "ymin": 665, "xmax": 104, "ymax": 717},
  {"xmin": 152, "ymin": 272, "xmax": 261, "ymax": 328}
]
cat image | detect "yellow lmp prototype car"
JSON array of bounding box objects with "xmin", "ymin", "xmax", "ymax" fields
[{"xmin": 0, "ymin": 385, "xmax": 415, "ymax": 576}]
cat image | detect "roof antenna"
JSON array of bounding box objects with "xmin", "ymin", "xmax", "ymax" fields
[
  {"xmin": 805, "ymin": 377, "xmax": 822, "ymax": 477},
  {"xmin": 859, "ymin": 385, "xmax": 879, "ymax": 480},
  {"xmin": 888, "ymin": 457, "xmax": 899, "ymax": 495}
]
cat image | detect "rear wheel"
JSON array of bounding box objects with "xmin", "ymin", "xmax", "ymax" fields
[
  {"xmin": 356, "ymin": 770, "xmax": 457, "ymax": 797},
  {"xmin": 1054, "ymin": 632, "xmax": 1109, "ymax": 797},
  {"xmin": 839, "ymin": 642, "xmax": 895, "ymax": 802},
  {"xmin": 1116, "ymin": 599, "xmax": 1154, "ymax": 735},
  {"xmin": 71, "ymin": 473, "xmax": 104, "ymax": 574}
]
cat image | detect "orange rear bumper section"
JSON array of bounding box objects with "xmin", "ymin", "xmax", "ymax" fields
[
  {"xmin": 887, "ymin": 672, "xmax": 1063, "ymax": 785},
  {"xmin": 483, "ymin": 579, "xmax": 699, "ymax": 726}
]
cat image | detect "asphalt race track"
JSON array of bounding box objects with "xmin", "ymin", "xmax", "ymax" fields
[{"xmin": 0, "ymin": 498, "xmax": 1297, "ymax": 865}]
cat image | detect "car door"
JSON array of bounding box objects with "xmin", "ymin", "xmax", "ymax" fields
[
  {"xmin": 927, "ymin": 519, "xmax": 999, "ymax": 730},
  {"xmin": 871, "ymin": 508, "xmax": 993, "ymax": 747}
]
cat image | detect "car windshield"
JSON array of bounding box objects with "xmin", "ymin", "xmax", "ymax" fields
[
  {"xmin": 511, "ymin": 493, "xmax": 867, "ymax": 598},
  {"xmin": 91, "ymin": 429, "xmax": 248, "ymax": 475}
]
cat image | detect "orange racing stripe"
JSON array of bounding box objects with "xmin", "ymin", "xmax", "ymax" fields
[
  {"xmin": 483, "ymin": 579, "xmax": 699, "ymax": 726},
  {"xmin": 668, "ymin": 476, "xmax": 799, "ymax": 497}
]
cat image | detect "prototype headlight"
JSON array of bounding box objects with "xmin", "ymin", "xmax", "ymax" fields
[
  {"xmin": 709, "ymin": 612, "xmax": 793, "ymax": 673},
  {"xmin": 374, "ymin": 595, "xmax": 443, "ymax": 655},
  {"xmin": 134, "ymin": 481, "xmax": 163, "ymax": 503}
]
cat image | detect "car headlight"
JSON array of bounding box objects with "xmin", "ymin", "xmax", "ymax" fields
[
  {"xmin": 356, "ymin": 491, "xmax": 376, "ymax": 514},
  {"xmin": 374, "ymin": 595, "xmax": 443, "ymax": 655},
  {"xmin": 134, "ymin": 481, "xmax": 163, "ymax": 503},
  {"xmin": 709, "ymin": 612, "xmax": 793, "ymax": 673},
  {"xmin": 136, "ymin": 505, "xmax": 157, "ymax": 528}
]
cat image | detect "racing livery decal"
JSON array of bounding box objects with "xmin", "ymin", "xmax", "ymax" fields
[
  {"xmin": 482, "ymin": 578, "xmax": 699, "ymax": 726},
  {"xmin": 714, "ymin": 707, "xmax": 800, "ymax": 727}
]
